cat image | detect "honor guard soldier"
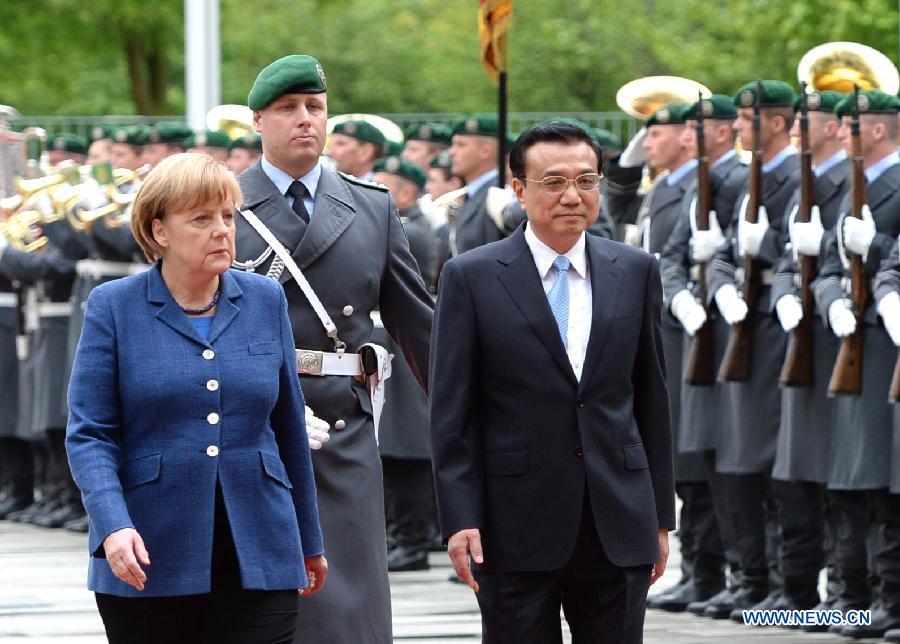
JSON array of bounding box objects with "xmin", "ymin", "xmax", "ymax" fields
[
  {"xmin": 184, "ymin": 129, "xmax": 231, "ymax": 164},
  {"xmin": 659, "ymin": 95, "xmax": 747, "ymax": 614},
  {"xmin": 233, "ymin": 55, "xmax": 433, "ymax": 643},
  {"xmin": 329, "ymin": 119, "xmax": 386, "ymax": 181},
  {"xmin": 47, "ymin": 133, "xmax": 87, "ymax": 169},
  {"xmin": 141, "ymin": 122, "xmax": 193, "ymax": 169},
  {"xmin": 814, "ymin": 89, "xmax": 900, "ymax": 638},
  {"xmin": 110, "ymin": 126, "xmax": 148, "ymax": 171},
  {"xmin": 371, "ymin": 156, "xmax": 440, "ymax": 572},
  {"xmin": 87, "ymin": 125, "xmax": 115, "ymax": 166},
  {"xmin": 226, "ymin": 132, "xmax": 263, "ymax": 176},
  {"xmin": 705, "ymin": 80, "xmax": 800, "ymax": 619},
  {"xmin": 402, "ymin": 122, "xmax": 452, "ymax": 172},
  {"xmin": 427, "ymin": 150, "xmax": 465, "ymax": 291}
]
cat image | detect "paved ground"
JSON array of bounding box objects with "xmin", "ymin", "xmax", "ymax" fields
[{"xmin": 0, "ymin": 520, "xmax": 867, "ymax": 642}]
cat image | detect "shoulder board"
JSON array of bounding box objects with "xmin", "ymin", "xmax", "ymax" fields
[{"xmin": 339, "ymin": 171, "xmax": 390, "ymax": 192}]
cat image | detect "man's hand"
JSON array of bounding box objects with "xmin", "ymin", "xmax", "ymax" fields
[
  {"xmin": 447, "ymin": 528, "xmax": 483, "ymax": 593},
  {"xmin": 305, "ymin": 405, "xmax": 330, "ymax": 450},
  {"xmin": 878, "ymin": 291, "xmax": 900, "ymax": 346},
  {"xmin": 775, "ymin": 294, "xmax": 803, "ymax": 333},
  {"xmin": 618, "ymin": 128, "xmax": 647, "ymax": 168},
  {"xmin": 485, "ymin": 186, "xmax": 515, "ymax": 231},
  {"xmin": 651, "ymin": 529, "xmax": 669, "ymax": 585},
  {"xmin": 670, "ymin": 289, "xmax": 707, "ymax": 337},
  {"xmin": 714, "ymin": 284, "xmax": 749, "ymax": 325},
  {"xmin": 103, "ymin": 527, "xmax": 150, "ymax": 591},
  {"xmin": 299, "ymin": 554, "xmax": 328, "ymax": 597},
  {"xmin": 738, "ymin": 204, "xmax": 769, "ymax": 257},
  {"xmin": 689, "ymin": 206, "xmax": 725, "ymax": 263},
  {"xmin": 790, "ymin": 205, "xmax": 824, "ymax": 256},
  {"xmin": 828, "ymin": 299, "xmax": 857, "ymax": 337},
  {"xmin": 843, "ymin": 205, "xmax": 876, "ymax": 259}
]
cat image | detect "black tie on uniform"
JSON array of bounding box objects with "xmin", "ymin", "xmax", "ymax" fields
[{"xmin": 286, "ymin": 180, "xmax": 310, "ymax": 223}]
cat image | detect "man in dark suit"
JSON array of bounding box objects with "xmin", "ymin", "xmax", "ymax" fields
[{"xmin": 430, "ymin": 122, "xmax": 675, "ymax": 643}]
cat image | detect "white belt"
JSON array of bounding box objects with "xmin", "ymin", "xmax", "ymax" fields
[
  {"xmin": 76, "ymin": 259, "xmax": 147, "ymax": 278},
  {"xmin": 0, "ymin": 292, "xmax": 16, "ymax": 307},
  {"xmin": 37, "ymin": 302, "xmax": 71, "ymax": 317},
  {"xmin": 297, "ymin": 350, "xmax": 363, "ymax": 377}
]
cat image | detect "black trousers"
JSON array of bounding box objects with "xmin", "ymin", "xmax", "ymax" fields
[
  {"xmin": 96, "ymin": 482, "xmax": 298, "ymax": 644},
  {"xmin": 771, "ymin": 479, "xmax": 825, "ymax": 606},
  {"xmin": 676, "ymin": 480, "xmax": 725, "ymax": 592},
  {"xmin": 382, "ymin": 456, "xmax": 437, "ymax": 552},
  {"xmin": 702, "ymin": 452, "xmax": 741, "ymax": 581},
  {"xmin": 871, "ymin": 489, "xmax": 900, "ymax": 617},
  {"xmin": 0, "ymin": 437, "xmax": 33, "ymax": 501},
  {"xmin": 829, "ymin": 489, "xmax": 874, "ymax": 609},
  {"xmin": 473, "ymin": 498, "xmax": 652, "ymax": 644},
  {"xmin": 721, "ymin": 472, "xmax": 781, "ymax": 594}
]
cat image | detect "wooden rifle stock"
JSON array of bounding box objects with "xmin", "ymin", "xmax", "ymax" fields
[
  {"xmin": 719, "ymin": 82, "xmax": 764, "ymax": 382},
  {"xmin": 780, "ymin": 83, "xmax": 815, "ymax": 387},
  {"xmin": 827, "ymin": 85, "xmax": 868, "ymax": 396},
  {"xmin": 889, "ymin": 354, "xmax": 900, "ymax": 403},
  {"xmin": 684, "ymin": 93, "xmax": 715, "ymax": 386}
]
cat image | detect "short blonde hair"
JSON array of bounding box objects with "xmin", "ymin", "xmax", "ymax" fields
[{"xmin": 131, "ymin": 153, "xmax": 242, "ymax": 261}]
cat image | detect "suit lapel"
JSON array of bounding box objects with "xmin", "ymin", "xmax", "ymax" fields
[
  {"xmin": 578, "ymin": 237, "xmax": 621, "ymax": 390},
  {"xmin": 293, "ymin": 168, "xmax": 356, "ymax": 272},
  {"xmin": 497, "ymin": 230, "xmax": 577, "ymax": 384},
  {"xmin": 207, "ymin": 271, "xmax": 242, "ymax": 345},
  {"xmin": 869, "ymin": 163, "xmax": 900, "ymax": 212},
  {"xmin": 146, "ymin": 264, "xmax": 208, "ymax": 346}
]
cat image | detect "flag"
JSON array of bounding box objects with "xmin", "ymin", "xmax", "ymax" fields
[{"xmin": 478, "ymin": 0, "xmax": 513, "ymax": 85}]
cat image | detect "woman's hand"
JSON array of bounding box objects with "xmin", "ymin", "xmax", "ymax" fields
[
  {"xmin": 298, "ymin": 554, "xmax": 328, "ymax": 597},
  {"xmin": 103, "ymin": 528, "xmax": 151, "ymax": 591}
]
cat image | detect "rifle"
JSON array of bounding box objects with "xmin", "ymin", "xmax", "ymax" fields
[
  {"xmin": 780, "ymin": 82, "xmax": 815, "ymax": 387},
  {"xmin": 827, "ymin": 85, "xmax": 868, "ymax": 395},
  {"xmin": 889, "ymin": 356, "xmax": 900, "ymax": 403},
  {"xmin": 684, "ymin": 92, "xmax": 715, "ymax": 385},
  {"xmin": 719, "ymin": 81, "xmax": 764, "ymax": 382}
]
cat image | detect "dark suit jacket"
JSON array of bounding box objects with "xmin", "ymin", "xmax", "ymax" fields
[
  {"xmin": 454, "ymin": 181, "xmax": 503, "ymax": 256},
  {"xmin": 430, "ymin": 226, "xmax": 675, "ymax": 572}
]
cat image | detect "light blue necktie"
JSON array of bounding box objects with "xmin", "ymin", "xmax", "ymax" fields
[{"xmin": 548, "ymin": 256, "xmax": 570, "ymax": 347}]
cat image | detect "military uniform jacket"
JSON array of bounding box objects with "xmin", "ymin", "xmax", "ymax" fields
[
  {"xmin": 0, "ymin": 269, "xmax": 19, "ymax": 437},
  {"xmin": 875, "ymin": 240, "xmax": 900, "ymax": 494},
  {"xmin": 454, "ymin": 181, "xmax": 503, "ymax": 256},
  {"xmin": 234, "ymin": 160, "xmax": 433, "ymax": 644}
]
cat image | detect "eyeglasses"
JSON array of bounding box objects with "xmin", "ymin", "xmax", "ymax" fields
[{"xmin": 522, "ymin": 173, "xmax": 603, "ymax": 194}]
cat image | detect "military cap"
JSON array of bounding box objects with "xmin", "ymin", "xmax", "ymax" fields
[
  {"xmin": 49, "ymin": 132, "xmax": 87, "ymax": 155},
  {"xmin": 332, "ymin": 119, "xmax": 386, "ymax": 146},
  {"xmin": 451, "ymin": 114, "xmax": 499, "ymax": 137},
  {"xmin": 374, "ymin": 155, "xmax": 427, "ymax": 189},
  {"xmin": 793, "ymin": 90, "xmax": 843, "ymax": 114},
  {"xmin": 685, "ymin": 94, "xmax": 738, "ymax": 121},
  {"xmin": 645, "ymin": 102, "xmax": 690, "ymax": 127},
  {"xmin": 734, "ymin": 80, "xmax": 797, "ymax": 108},
  {"xmin": 430, "ymin": 149, "xmax": 452, "ymax": 169},
  {"xmin": 592, "ymin": 129, "xmax": 622, "ymax": 152},
  {"xmin": 112, "ymin": 125, "xmax": 149, "ymax": 146},
  {"xmin": 834, "ymin": 89, "xmax": 900, "ymax": 119},
  {"xmin": 148, "ymin": 122, "xmax": 193, "ymax": 145},
  {"xmin": 89, "ymin": 125, "xmax": 116, "ymax": 141},
  {"xmin": 229, "ymin": 132, "xmax": 263, "ymax": 152},
  {"xmin": 248, "ymin": 55, "xmax": 327, "ymax": 111},
  {"xmin": 184, "ymin": 129, "xmax": 232, "ymax": 149},
  {"xmin": 404, "ymin": 122, "xmax": 452, "ymax": 146}
]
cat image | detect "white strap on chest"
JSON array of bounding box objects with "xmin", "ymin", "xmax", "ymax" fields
[{"xmin": 239, "ymin": 208, "xmax": 346, "ymax": 351}]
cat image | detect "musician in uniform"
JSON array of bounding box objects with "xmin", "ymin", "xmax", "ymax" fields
[
  {"xmin": 705, "ymin": 80, "xmax": 800, "ymax": 618},
  {"xmin": 109, "ymin": 126, "xmax": 147, "ymax": 171},
  {"xmin": 814, "ymin": 89, "xmax": 900, "ymax": 638},
  {"xmin": 185, "ymin": 130, "xmax": 231, "ymax": 164},
  {"xmin": 659, "ymin": 95, "xmax": 746, "ymax": 614},
  {"xmin": 226, "ymin": 133, "xmax": 263, "ymax": 176},
  {"xmin": 328, "ymin": 119, "xmax": 386, "ymax": 181},
  {"xmin": 232, "ymin": 55, "xmax": 432, "ymax": 643},
  {"xmin": 140, "ymin": 122, "xmax": 192, "ymax": 169},
  {"xmin": 87, "ymin": 126, "xmax": 114, "ymax": 166},
  {"xmin": 46, "ymin": 133, "xmax": 87, "ymax": 168}
]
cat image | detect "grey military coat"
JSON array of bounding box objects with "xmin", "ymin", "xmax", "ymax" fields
[
  {"xmin": 876, "ymin": 238, "xmax": 900, "ymax": 494},
  {"xmin": 0, "ymin": 274, "xmax": 18, "ymax": 438},
  {"xmin": 234, "ymin": 161, "xmax": 433, "ymax": 644},
  {"xmin": 453, "ymin": 180, "xmax": 503, "ymax": 256}
]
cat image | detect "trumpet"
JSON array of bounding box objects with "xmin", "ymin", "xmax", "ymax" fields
[
  {"xmin": 0, "ymin": 209, "xmax": 48, "ymax": 253},
  {"xmin": 67, "ymin": 191, "xmax": 133, "ymax": 231}
]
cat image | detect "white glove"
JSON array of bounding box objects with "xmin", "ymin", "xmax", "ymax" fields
[
  {"xmin": 828, "ymin": 299, "xmax": 857, "ymax": 337},
  {"xmin": 877, "ymin": 291, "xmax": 900, "ymax": 346},
  {"xmin": 305, "ymin": 405, "xmax": 331, "ymax": 450},
  {"xmin": 842, "ymin": 205, "xmax": 876, "ymax": 259},
  {"xmin": 618, "ymin": 127, "xmax": 647, "ymax": 168},
  {"xmin": 689, "ymin": 205, "xmax": 725, "ymax": 263},
  {"xmin": 485, "ymin": 185, "xmax": 515, "ymax": 231},
  {"xmin": 738, "ymin": 201, "xmax": 769, "ymax": 257},
  {"xmin": 671, "ymin": 289, "xmax": 707, "ymax": 336},
  {"xmin": 790, "ymin": 205, "xmax": 824, "ymax": 256},
  {"xmin": 714, "ymin": 283, "xmax": 749, "ymax": 325},
  {"xmin": 775, "ymin": 294, "xmax": 803, "ymax": 332}
]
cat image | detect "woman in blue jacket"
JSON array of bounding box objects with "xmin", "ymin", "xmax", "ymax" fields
[{"xmin": 66, "ymin": 153, "xmax": 326, "ymax": 644}]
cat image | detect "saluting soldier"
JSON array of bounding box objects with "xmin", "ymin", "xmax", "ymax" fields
[
  {"xmin": 328, "ymin": 119, "xmax": 386, "ymax": 181},
  {"xmin": 705, "ymin": 80, "xmax": 800, "ymax": 619},
  {"xmin": 659, "ymin": 95, "xmax": 747, "ymax": 614},
  {"xmin": 233, "ymin": 55, "xmax": 432, "ymax": 643},
  {"xmin": 814, "ymin": 90, "xmax": 900, "ymax": 639}
]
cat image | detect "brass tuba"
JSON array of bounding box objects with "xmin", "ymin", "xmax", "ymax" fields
[
  {"xmin": 616, "ymin": 76, "xmax": 712, "ymax": 119},
  {"xmin": 798, "ymin": 42, "xmax": 899, "ymax": 95}
]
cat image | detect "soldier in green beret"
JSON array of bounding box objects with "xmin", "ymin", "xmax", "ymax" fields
[
  {"xmin": 402, "ymin": 122, "xmax": 452, "ymax": 172},
  {"xmin": 47, "ymin": 132, "xmax": 88, "ymax": 167},
  {"xmin": 184, "ymin": 129, "xmax": 231, "ymax": 164},
  {"xmin": 87, "ymin": 125, "xmax": 115, "ymax": 165},
  {"xmin": 110, "ymin": 125, "xmax": 148, "ymax": 171},
  {"xmin": 141, "ymin": 122, "xmax": 193, "ymax": 169},
  {"xmin": 226, "ymin": 132, "xmax": 263, "ymax": 176},
  {"xmin": 328, "ymin": 119, "xmax": 386, "ymax": 181}
]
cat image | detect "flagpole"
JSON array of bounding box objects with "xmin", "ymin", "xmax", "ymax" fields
[{"xmin": 497, "ymin": 69, "xmax": 507, "ymax": 187}]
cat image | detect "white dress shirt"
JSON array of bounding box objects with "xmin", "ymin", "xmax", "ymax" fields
[{"xmin": 524, "ymin": 224, "xmax": 592, "ymax": 380}]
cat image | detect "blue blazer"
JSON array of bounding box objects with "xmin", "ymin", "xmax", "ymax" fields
[{"xmin": 66, "ymin": 264, "xmax": 323, "ymax": 597}]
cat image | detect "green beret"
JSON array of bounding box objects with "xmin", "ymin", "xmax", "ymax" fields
[
  {"xmin": 374, "ymin": 155, "xmax": 427, "ymax": 189},
  {"xmin": 148, "ymin": 122, "xmax": 193, "ymax": 145},
  {"xmin": 645, "ymin": 102, "xmax": 690, "ymax": 127},
  {"xmin": 430, "ymin": 149, "xmax": 452, "ymax": 169},
  {"xmin": 112, "ymin": 125, "xmax": 149, "ymax": 146},
  {"xmin": 248, "ymin": 54, "xmax": 327, "ymax": 111},
  {"xmin": 451, "ymin": 114, "xmax": 499, "ymax": 137},
  {"xmin": 385, "ymin": 140, "xmax": 404, "ymax": 156},
  {"xmin": 734, "ymin": 80, "xmax": 797, "ymax": 108},
  {"xmin": 89, "ymin": 125, "xmax": 116, "ymax": 142},
  {"xmin": 332, "ymin": 119, "xmax": 386, "ymax": 146},
  {"xmin": 49, "ymin": 132, "xmax": 87, "ymax": 155},
  {"xmin": 592, "ymin": 129, "xmax": 622, "ymax": 152},
  {"xmin": 685, "ymin": 94, "xmax": 737, "ymax": 121},
  {"xmin": 834, "ymin": 89, "xmax": 900, "ymax": 119},
  {"xmin": 229, "ymin": 133, "xmax": 263, "ymax": 152},
  {"xmin": 184, "ymin": 130, "xmax": 231, "ymax": 149},
  {"xmin": 793, "ymin": 90, "xmax": 844, "ymax": 114},
  {"xmin": 404, "ymin": 122, "xmax": 452, "ymax": 146}
]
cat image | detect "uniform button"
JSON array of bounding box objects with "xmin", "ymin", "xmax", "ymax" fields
[
  {"xmin": 207, "ymin": 412, "xmax": 220, "ymax": 425},
  {"xmin": 574, "ymin": 447, "xmax": 584, "ymax": 457},
  {"xmin": 207, "ymin": 445, "xmax": 219, "ymax": 457},
  {"xmin": 206, "ymin": 379, "xmax": 219, "ymax": 392},
  {"xmin": 342, "ymin": 305, "xmax": 354, "ymax": 317},
  {"xmin": 202, "ymin": 349, "xmax": 215, "ymax": 360},
  {"xmin": 334, "ymin": 419, "xmax": 346, "ymax": 430}
]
